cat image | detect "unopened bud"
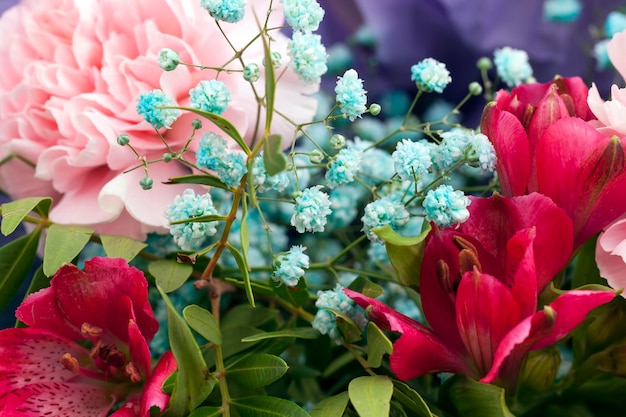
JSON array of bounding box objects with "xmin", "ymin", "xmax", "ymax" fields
[
  {"xmin": 117, "ymin": 134, "xmax": 130, "ymax": 146},
  {"xmin": 243, "ymin": 63, "xmax": 260, "ymax": 82},
  {"xmin": 368, "ymin": 103, "xmax": 381, "ymax": 116},
  {"xmin": 518, "ymin": 347, "xmax": 561, "ymax": 393},
  {"xmin": 140, "ymin": 177, "xmax": 153, "ymax": 190},
  {"xmin": 309, "ymin": 149, "xmax": 324, "ymax": 164},
  {"xmin": 191, "ymin": 119, "xmax": 202, "ymax": 130},
  {"xmin": 477, "ymin": 57, "xmax": 493, "ymax": 71},
  {"xmin": 468, "ymin": 82, "xmax": 483, "ymax": 96},
  {"xmin": 330, "ymin": 134, "xmax": 346, "ymax": 149}
]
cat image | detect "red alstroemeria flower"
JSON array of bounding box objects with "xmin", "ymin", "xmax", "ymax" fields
[
  {"xmin": 346, "ymin": 193, "xmax": 615, "ymax": 387},
  {"xmin": 481, "ymin": 77, "xmax": 626, "ymax": 247},
  {"xmin": 0, "ymin": 257, "xmax": 176, "ymax": 416}
]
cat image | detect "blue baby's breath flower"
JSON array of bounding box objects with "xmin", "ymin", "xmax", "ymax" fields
[
  {"xmin": 335, "ymin": 69, "xmax": 367, "ymax": 121},
  {"xmin": 327, "ymin": 186, "xmax": 360, "ymax": 229},
  {"xmin": 288, "ymin": 31, "xmax": 328, "ymax": 84},
  {"xmin": 605, "ymin": 11, "xmax": 626, "ymax": 38},
  {"xmin": 543, "ymin": 0, "xmax": 582, "ymax": 22},
  {"xmin": 466, "ymin": 132, "xmax": 497, "ymax": 172},
  {"xmin": 411, "ymin": 58, "xmax": 451, "ymax": 93},
  {"xmin": 200, "ymin": 0, "xmax": 246, "ymax": 23},
  {"xmin": 189, "ymin": 80, "xmax": 231, "ymax": 115},
  {"xmin": 291, "ymin": 185, "xmax": 332, "ymax": 233},
  {"xmin": 493, "ymin": 47, "xmax": 534, "ymax": 87},
  {"xmin": 312, "ymin": 284, "xmax": 367, "ymax": 343},
  {"xmin": 272, "ymin": 245, "xmax": 310, "ymax": 286},
  {"xmin": 217, "ymin": 153, "xmax": 248, "ymax": 188},
  {"xmin": 422, "ymin": 184, "xmax": 470, "ymax": 228},
  {"xmin": 325, "ymin": 147, "xmax": 363, "ymax": 189},
  {"xmin": 594, "ymin": 39, "xmax": 611, "ymax": 70},
  {"xmin": 252, "ymin": 154, "xmax": 290, "ymax": 193},
  {"xmin": 392, "ymin": 138, "xmax": 433, "ymax": 182},
  {"xmin": 158, "ymin": 48, "xmax": 180, "ymax": 71},
  {"xmin": 361, "ymin": 197, "xmax": 410, "ymax": 243},
  {"xmin": 281, "ymin": 0, "xmax": 325, "ymax": 32},
  {"xmin": 165, "ymin": 189, "xmax": 219, "ymax": 250},
  {"xmin": 196, "ymin": 132, "xmax": 228, "ymax": 170},
  {"xmin": 438, "ymin": 129, "xmax": 470, "ymax": 170},
  {"xmin": 136, "ymin": 89, "xmax": 180, "ymax": 129}
]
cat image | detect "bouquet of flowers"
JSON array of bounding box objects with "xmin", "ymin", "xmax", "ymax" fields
[{"xmin": 2, "ymin": 0, "xmax": 626, "ymax": 416}]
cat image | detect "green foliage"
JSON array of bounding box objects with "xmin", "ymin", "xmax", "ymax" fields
[
  {"xmin": 43, "ymin": 224, "xmax": 93, "ymax": 276},
  {"xmin": 366, "ymin": 322, "xmax": 393, "ymax": 368},
  {"xmin": 310, "ymin": 392, "xmax": 350, "ymax": 417},
  {"xmin": 441, "ymin": 375, "xmax": 515, "ymax": 417},
  {"xmin": 348, "ymin": 376, "xmax": 394, "ymax": 417},
  {"xmin": 164, "ymin": 173, "xmax": 230, "ymax": 190},
  {"xmin": 241, "ymin": 328, "xmax": 320, "ymax": 342},
  {"xmin": 100, "ymin": 234, "xmax": 147, "ymax": 262},
  {"xmin": 183, "ymin": 304, "xmax": 222, "ymax": 345},
  {"xmin": 177, "ymin": 106, "xmax": 250, "ymax": 154},
  {"xmin": 1, "ymin": 197, "xmax": 51, "ymax": 235},
  {"xmin": 231, "ymin": 396, "xmax": 311, "ymax": 417},
  {"xmin": 149, "ymin": 259, "xmax": 193, "ymax": 293},
  {"xmin": 0, "ymin": 229, "xmax": 42, "ymax": 312},
  {"xmin": 226, "ymin": 354, "xmax": 288, "ymax": 389},
  {"xmin": 226, "ymin": 243, "xmax": 255, "ymax": 307},
  {"xmin": 264, "ymin": 134, "xmax": 287, "ymax": 176},
  {"xmin": 272, "ymin": 274, "xmax": 310, "ymax": 306}
]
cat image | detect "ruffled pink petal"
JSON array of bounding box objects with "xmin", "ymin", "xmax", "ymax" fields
[
  {"xmin": 607, "ymin": 30, "xmax": 626, "ymax": 81},
  {"xmin": 596, "ymin": 216, "xmax": 626, "ymax": 294},
  {"xmin": 139, "ymin": 350, "xmax": 177, "ymax": 416}
]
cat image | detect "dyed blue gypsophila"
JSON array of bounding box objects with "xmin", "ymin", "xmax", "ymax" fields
[
  {"xmin": 605, "ymin": 11, "xmax": 626, "ymax": 38},
  {"xmin": 422, "ymin": 184, "xmax": 470, "ymax": 228},
  {"xmin": 392, "ymin": 138, "xmax": 433, "ymax": 182},
  {"xmin": 189, "ymin": 80, "xmax": 231, "ymax": 115},
  {"xmin": 291, "ymin": 185, "xmax": 332, "ymax": 233},
  {"xmin": 493, "ymin": 47, "xmax": 534, "ymax": 87},
  {"xmin": 367, "ymin": 241, "xmax": 389, "ymax": 264},
  {"xmin": 158, "ymin": 48, "xmax": 180, "ymax": 71},
  {"xmin": 165, "ymin": 189, "xmax": 219, "ymax": 250},
  {"xmin": 325, "ymin": 147, "xmax": 363, "ymax": 189},
  {"xmin": 327, "ymin": 43, "xmax": 354, "ymax": 74},
  {"xmin": 335, "ymin": 69, "xmax": 367, "ymax": 121},
  {"xmin": 252, "ymin": 154, "xmax": 290, "ymax": 193},
  {"xmin": 594, "ymin": 39, "xmax": 611, "ymax": 70},
  {"xmin": 217, "ymin": 153, "xmax": 248, "ymax": 188},
  {"xmin": 272, "ymin": 245, "xmax": 310, "ymax": 286},
  {"xmin": 361, "ymin": 197, "xmax": 410, "ymax": 243},
  {"xmin": 410, "ymin": 58, "xmax": 451, "ymax": 93},
  {"xmin": 358, "ymin": 146, "xmax": 395, "ymax": 187},
  {"xmin": 200, "ymin": 0, "xmax": 246, "ymax": 23},
  {"xmin": 281, "ymin": 0, "xmax": 325, "ymax": 32},
  {"xmin": 288, "ymin": 31, "xmax": 328, "ymax": 84},
  {"xmin": 136, "ymin": 89, "xmax": 181, "ymax": 129},
  {"xmin": 196, "ymin": 132, "xmax": 228, "ymax": 171},
  {"xmin": 438, "ymin": 129, "xmax": 470, "ymax": 170},
  {"xmin": 466, "ymin": 132, "xmax": 497, "ymax": 172},
  {"xmin": 543, "ymin": 0, "xmax": 582, "ymax": 22},
  {"xmin": 327, "ymin": 187, "xmax": 360, "ymax": 229},
  {"xmin": 312, "ymin": 284, "xmax": 367, "ymax": 343}
]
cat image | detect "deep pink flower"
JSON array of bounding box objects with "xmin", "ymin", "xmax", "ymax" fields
[
  {"xmin": 346, "ymin": 194, "xmax": 615, "ymax": 387},
  {"xmin": 0, "ymin": 257, "xmax": 176, "ymax": 416}
]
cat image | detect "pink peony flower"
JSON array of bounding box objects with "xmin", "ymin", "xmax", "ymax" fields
[{"xmin": 0, "ymin": 0, "xmax": 318, "ymax": 239}]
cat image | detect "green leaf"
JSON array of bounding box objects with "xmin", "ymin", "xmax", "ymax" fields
[
  {"xmin": 348, "ymin": 277, "xmax": 385, "ymax": 299},
  {"xmin": 158, "ymin": 287, "xmax": 215, "ymax": 417},
  {"xmin": 366, "ymin": 322, "xmax": 393, "ymax": 368},
  {"xmin": 1, "ymin": 197, "xmax": 52, "ymax": 236},
  {"xmin": 259, "ymin": 22, "xmax": 275, "ymax": 132},
  {"xmin": 441, "ymin": 374, "xmax": 515, "ymax": 417},
  {"xmin": 175, "ymin": 106, "xmax": 250, "ymax": 153},
  {"xmin": 43, "ymin": 224, "xmax": 94, "ymax": 276},
  {"xmin": 226, "ymin": 354, "xmax": 288, "ymax": 389},
  {"xmin": 272, "ymin": 274, "xmax": 309, "ymax": 307},
  {"xmin": 373, "ymin": 223, "xmax": 431, "ymax": 289},
  {"xmin": 231, "ymin": 396, "xmax": 311, "ymax": 417},
  {"xmin": 149, "ymin": 259, "xmax": 193, "ymax": 293},
  {"xmin": 310, "ymin": 391, "xmax": 349, "ymax": 417},
  {"xmin": 168, "ymin": 214, "xmax": 227, "ymax": 225},
  {"xmin": 263, "ymin": 134, "xmax": 286, "ymax": 176},
  {"xmin": 348, "ymin": 376, "xmax": 393, "ymax": 417},
  {"xmin": 391, "ymin": 380, "xmax": 433, "ymax": 417},
  {"xmin": 183, "ymin": 304, "xmax": 222, "ymax": 345},
  {"xmin": 226, "ymin": 243, "xmax": 255, "ymax": 307},
  {"xmin": 572, "ymin": 235, "xmax": 605, "ymax": 288},
  {"xmin": 164, "ymin": 173, "xmax": 230, "ymax": 190},
  {"xmin": 221, "ymin": 304, "xmax": 279, "ymax": 328},
  {"xmin": 241, "ymin": 327, "xmax": 320, "ymax": 342},
  {"xmin": 0, "ymin": 228, "xmax": 42, "ymax": 312},
  {"xmin": 334, "ymin": 310, "xmax": 364, "ymax": 344},
  {"xmin": 188, "ymin": 407, "xmax": 223, "ymax": 417},
  {"xmin": 100, "ymin": 234, "xmax": 147, "ymax": 262}
]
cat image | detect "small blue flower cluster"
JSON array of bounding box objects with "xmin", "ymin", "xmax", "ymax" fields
[
  {"xmin": 465, "ymin": 132, "xmax": 497, "ymax": 172},
  {"xmin": 189, "ymin": 80, "xmax": 231, "ymax": 115},
  {"xmin": 327, "ymin": 186, "xmax": 360, "ymax": 229},
  {"xmin": 543, "ymin": 0, "xmax": 582, "ymax": 23},
  {"xmin": 410, "ymin": 58, "xmax": 451, "ymax": 93},
  {"xmin": 291, "ymin": 185, "xmax": 332, "ymax": 233},
  {"xmin": 605, "ymin": 11, "xmax": 626, "ymax": 37},
  {"xmin": 361, "ymin": 197, "xmax": 410, "ymax": 243},
  {"xmin": 288, "ymin": 32, "xmax": 328, "ymax": 84},
  {"xmin": 422, "ymin": 184, "xmax": 470, "ymax": 228},
  {"xmin": 272, "ymin": 245, "xmax": 310, "ymax": 286},
  {"xmin": 252, "ymin": 154, "xmax": 291, "ymax": 193},
  {"xmin": 165, "ymin": 189, "xmax": 220, "ymax": 250},
  {"xmin": 312, "ymin": 284, "xmax": 367, "ymax": 343},
  {"xmin": 325, "ymin": 146, "xmax": 363, "ymax": 189},
  {"xmin": 196, "ymin": 133, "xmax": 247, "ymax": 188},
  {"xmin": 438, "ymin": 129, "xmax": 496, "ymax": 172},
  {"xmin": 281, "ymin": 0, "xmax": 325, "ymax": 32},
  {"xmin": 200, "ymin": 0, "xmax": 247, "ymax": 23},
  {"xmin": 493, "ymin": 47, "xmax": 534, "ymax": 87},
  {"xmin": 392, "ymin": 138, "xmax": 433, "ymax": 182},
  {"xmin": 136, "ymin": 89, "xmax": 180, "ymax": 129},
  {"xmin": 335, "ymin": 69, "xmax": 367, "ymax": 121}
]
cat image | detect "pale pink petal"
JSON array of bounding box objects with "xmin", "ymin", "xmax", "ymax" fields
[
  {"xmin": 608, "ymin": 30, "xmax": 626, "ymax": 81},
  {"xmin": 596, "ymin": 217, "xmax": 626, "ymax": 294}
]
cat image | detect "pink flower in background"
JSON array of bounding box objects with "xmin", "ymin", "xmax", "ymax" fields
[
  {"xmin": 596, "ymin": 214, "xmax": 626, "ymax": 296},
  {"xmin": 0, "ymin": 0, "xmax": 318, "ymax": 239},
  {"xmin": 0, "ymin": 257, "xmax": 176, "ymax": 416}
]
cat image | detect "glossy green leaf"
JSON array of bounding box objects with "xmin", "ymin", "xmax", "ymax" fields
[
  {"xmin": 149, "ymin": 259, "xmax": 193, "ymax": 293},
  {"xmin": 188, "ymin": 407, "xmax": 223, "ymax": 417},
  {"xmin": 221, "ymin": 304, "xmax": 279, "ymax": 328},
  {"xmin": 0, "ymin": 228, "xmax": 42, "ymax": 312},
  {"xmin": 391, "ymin": 380, "xmax": 433, "ymax": 417},
  {"xmin": 231, "ymin": 396, "xmax": 311, "ymax": 417},
  {"xmin": 168, "ymin": 214, "xmax": 227, "ymax": 225},
  {"xmin": 183, "ymin": 304, "xmax": 222, "ymax": 345},
  {"xmin": 441, "ymin": 375, "xmax": 514, "ymax": 417},
  {"xmin": 366, "ymin": 322, "xmax": 393, "ymax": 368},
  {"xmin": 260, "ymin": 23, "xmax": 275, "ymax": 132},
  {"xmin": 334, "ymin": 311, "xmax": 364, "ymax": 344},
  {"xmin": 241, "ymin": 327, "xmax": 320, "ymax": 342},
  {"xmin": 158, "ymin": 287, "xmax": 215, "ymax": 417},
  {"xmin": 226, "ymin": 243, "xmax": 255, "ymax": 307},
  {"xmin": 100, "ymin": 234, "xmax": 147, "ymax": 262},
  {"xmin": 175, "ymin": 106, "xmax": 250, "ymax": 153},
  {"xmin": 1, "ymin": 197, "xmax": 52, "ymax": 236},
  {"xmin": 373, "ymin": 222, "xmax": 431, "ymax": 289},
  {"xmin": 347, "ymin": 277, "xmax": 384, "ymax": 299},
  {"xmin": 572, "ymin": 235, "xmax": 605, "ymax": 288},
  {"xmin": 348, "ymin": 375, "xmax": 393, "ymax": 417},
  {"xmin": 43, "ymin": 224, "xmax": 94, "ymax": 277},
  {"xmin": 273, "ymin": 273, "xmax": 309, "ymax": 307},
  {"xmin": 227, "ymin": 354, "xmax": 288, "ymax": 389},
  {"xmin": 310, "ymin": 391, "xmax": 349, "ymax": 417},
  {"xmin": 164, "ymin": 173, "xmax": 230, "ymax": 190},
  {"xmin": 263, "ymin": 134, "xmax": 286, "ymax": 176}
]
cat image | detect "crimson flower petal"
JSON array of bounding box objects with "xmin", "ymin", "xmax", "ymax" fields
[{"xmin": 140, "ymin": 350, "xmax": 177, "ymax": 416}]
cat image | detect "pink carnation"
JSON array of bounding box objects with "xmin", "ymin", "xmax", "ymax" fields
[{"xmin": 0, "ymin": 0, "xmax": 318, "ymax": 239}]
